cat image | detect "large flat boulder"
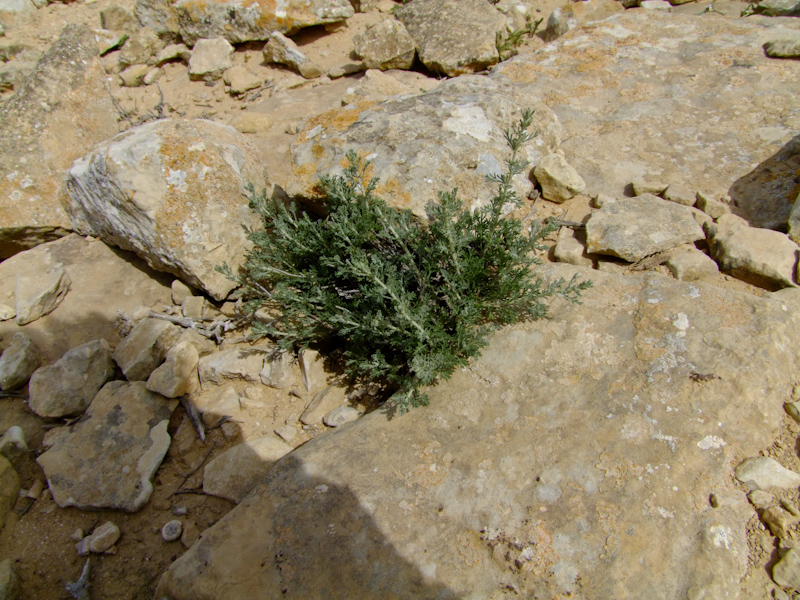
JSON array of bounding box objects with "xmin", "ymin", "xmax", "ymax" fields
[
  {"xmin": 286, "ymin": 76, "xmax": 562, "ymax": 221},
  {"xmin": 135, "ymin": 0, "xmax": 354, "ymax": 45},
  {"xmin": 0, "ymin": 24, "xmax": 118, "ymax": 258},
  {"xmin": 157, "ymin": 265, "xmax": 800, "ymax": 599},
  {"xmin": 62, "ymin": 118, "xmax": 267, "ymax": 301},
  {"xmin": 491, "ymin": 12, "xmax": 800, "ymax": 229}
]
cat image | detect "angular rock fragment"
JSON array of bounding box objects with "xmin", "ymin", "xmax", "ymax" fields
[
  {"xmin": 773, "ymin": 548, "xmax": 800, "ymax": 590},
  {"xmin": 188, "ymin": 37, "xmax": 233, "ymax": 81},
  {"xmin": 300, "ymin": 385, "xmax": 346, "ymax": 425},
  {"xmin": 63, "ymin": 118, "xmax": 267, "ymax": 300},
  {"xmin": 0, "ymin": 333, "xmax": 39, "ymax": 390},
  {"xmin": 260, "ymin": 352, "xmax": 297, "ymax": 390},
  {"xmin": 263, "ymin": 32, "xmax": 322, "ymax": 79},
  {"xmin": 585, "ymin": 194, "xmax": 705, "ymax": 262},
  {"xmin": 118, "ymin": 27, "xmax": 162, "ymax": 68},
  {"xmin": 146, "ymin": 341, "xmax": 200, "ymax": 398},
  {"xmin": 764, "ymin": 37, "xmax": 800, "ymax": 59},
  {"xmin": 191, "ymin": 384, "xmax": 245, "ymax": 427},
  {"xmin": 533, "ymin": 153, "xmax": 586, "ymax": 203},
  {"xmin": 735, "ymin": 457, "xmax": 800, "ymax": 490},
  {"xmin": 665, "ymin": 245, "xmax": 719, "ymax": 281},
  {"xmin": 113, "ymin": 318, "xmax": 182, "ymax": 382},
  {"xmin": 202, "ymin": 435, "xmax": 292, "ymax": 503},
  {"xmin": 37, "ymin": 381, "xmax": 174, "ymax": 511},
  {"xmin": 14, "ymin": 265, "xmax": 71, "ymax": 326},
  {"xmin": 394, "ymin": 0, "xmax": 505, "ymax": 76},
  {"xmin": 198, "ymin": 348, "xmax": 268, "ymax": 385},
  {"xmin": 353, "ymin": 19, "xmax": 415, "ymax": 71},
  {"xmin": 28, "ymin": 340, "xmax": 115, "ymax": 418}
]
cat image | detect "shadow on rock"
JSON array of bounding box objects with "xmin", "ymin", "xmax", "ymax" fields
[
  {"xmin": 728, "ymin": 133, "xmax": 800, "ymax": 230},
  {"xmin": 156, "ymin": 453, "xmax": 458, "ymax": 600}
]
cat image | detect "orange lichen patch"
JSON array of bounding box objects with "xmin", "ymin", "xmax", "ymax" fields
[
  {"xmin": 296, "ymin": 100, "xmax": 374, "ymax": 143},
  {"xmin": 495, "ymin": 61, "xmax": 538, "ymax": 84},
  {"xmin": 289, "ymin": 161, "xmax": 323, "ymax": 198},
  {"xmin": 311, "ymin": 143, "xmax": 325, "ymax": 160},
  {"xmin": 376, "ymin": 178, "xmax": 412, "ymax": 209}
]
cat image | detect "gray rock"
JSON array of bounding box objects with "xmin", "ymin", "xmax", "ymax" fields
[
  {"xmin": 162, "ymin": 519, "xmax": 182, "ymax": 542},
  {"xmin": 735, "ymin": 457, "xmax": 800, "ymax": 490},
  {"xmin": 585, "ymin": 194, "xmax": 705, "ymax": 262},
  {"xmin": 662, "ymin": 183, "xmax": 696, "ymax": 207},
  {"xmin": 490, "ymin": 12, "xmax": 800, "ymax": 229},
  {"xmin": 322, "ymin": 404, "xmax": 360, "ymax": 427},
  {"xmin": 260, "ymin": 352, "xmax": 297, "ymax": 389},
  {"xmin": 181, "ymin": 296, "xmax": 206, "ymax": 319},
  {"xmin": 198, "ymin": 348, "xmax": 267, "ymax": 385},
  {"xmin": 0, "ymin": 333, "xmax": 39, "ymax": 390},
  {"xmin": 0, "ymin": 558, "xmax": 19, "ymax": 600},
  {"xmin": 696, "ymin": 192, "xmax": 730, "ymax": 219},
  {"xmin": 274, "ymin": 424, "xmax": 297, "ymax": 443},
  {"xmin": 287, "ymin": 76, "xmax": 561, "ymax": 222},
  {"xmin": 755, "ymin": 0, "xmax": 800, "ymax": 16},
  {"xmin": 153, "ymin": 43, "xmax": 191, "ymax": 66},
  {"xmin": 146, "ymin": 341, "xmax": 200, "ymax": 398},
  {"xmin": 0, "ymin": 60, "xmax": 34, "ymax": 92},
  {"xmin": 0, "ymin": 426, "xmax": 26, "ymax": 464},
  {"xmin": 394, "ymin": 0, "xmax": 505, "ymax": 76},
  {"xmin": 188, "ymin": 37, "xmax": 233, "ymax": 81},
  {"xmin": 765, "ymin": 37, "xmax": 800, "ymax": 59},
  {"xmin": 202, "ymin": 435, "xmax": 292, "ymax": 503},
  {"xmin": 0, "ymin": 24, "xmax": 117, "ymax": 259},
  {"xmin": 28, "ymin": 340, "xmax": 115, "ymax": 418},
  {"xmin": 158, "ymin": 264, "xmax": 800, "ymax": 600},
  {"xmin": 0, "ymin": 0, "xmax": 35, "ymax": 29},
  {"xmin": 706, "ymin": 215, "xmax": 799, "ymax": 289},
  {"xmin": 100, "ymin": 5, "xmax": 138, "ymax": 32},
  {"xmin": 14, "ymin": 264, "xmax": 70, "ymax": 325},
  {"xmin": 533, "ymin": 153, "xmax": 586, "ymax": 203},
  {"xmin": 300, "ymin": 385, "xmax": 346, "ymax": 426},
  {"xmin": 63, "ymin": 118, "xmax": 267, "ymax": 300},
  {"xmin": 774, "ymin": 549, "xmax": 800, "ymax": 590},
  {"xmin": 665, "ymin": 245, "xmax": 719, "ymax": 281},
  {"xmin": 87, "ymin": 521, "xmax": 121, "ymax": 553},
  {"xmin": 36, "ymin": 381, "xmax": 174, "ymax": 511},
  {"xmin": 0, "ymin": 455, "xmax": 19, "ymax": 529},
  {"xmin": 263, "ymin": 32, "xmax": 322, "ymax": 80},
  {"xmin": 353, "ymin": 18, "xmax": 416, "ymax": 71},
  {"xmin": 113, "ymin": 318, "xmax": 182, "ymax": 382},
  {"xmin": 135, "ymin": 0, "xmax": 354, "ymax": 45}
]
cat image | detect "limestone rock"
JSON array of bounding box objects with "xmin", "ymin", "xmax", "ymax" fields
[
  {"xmin": 640, "ymin": 0, "xmax": 672, "ymax": 10},
  {"xmin": 135, "ymin": 0, "xmax": 354, "ymax": 45},
  {"xmin": 0, "ymin": 333, "xmax": 39, "ymax": 390},
  {"xmin": 36, "ymin": 381, "xmax": 174, "ymax": 511},
  {"xmin": 665, "ymin": 245, "xmax": 719, "ymax": 281},
  {"xmin": 322, "ymin": 404, "xmax": 360, "ymax": 427},
  {"xmin": 229, "ymin": 112, "xmax": 273, "ymax": 134},
  {"xmin": 339, "ymin": 68, "xmax": 419, "ymax": 105},
  {"xmin": 154, "ymin": 43, "xmax": 191, "ymax": 66},
  {"xmin": 62, "ymin": 118, "xmax": 267, "ymax": 300},
  {"xmin": 113, "ymin": 318, "xmax": 182, "ymax": 382},
  {"xmin": 100, "ymin": 5, "xmax": 138, "ymax": 32},
  {"xmin": 755, "ymin": 0, "xmax": 800, "ymax": 15},
  {"xmin": 0, "ymin": 235, "xmax": 173, "ymax": 364},
  {"xmin": 764, "ymin": 37, "xmax": 800, "ymax": 59},
  {"xmin": 735, "ymin": 457, "xmax": 800, "ymax": 490},
  {"xmin": 696, "ymin": 192, "xmax": 730, "ymax": 219},
  {"xmin": 287, "ymin": 76, "xmax": 561, "ymax": 222},
  {"xmin": 198, "ymin": 348, "xmax": 268, "ymax": 385},
  {"xmin": 353, "ymin": 18, "xmax": 415, "ymax": 71},
  {"xmin": 394, "ymin": 0, "xmax": 505, "ymax": 76},
  {"xmin": 202, "ymin": 435, "xmax": 293, "ymax": 503},
  {"xmin": 662, "ymin": 183, "xmax": 696, "ymax": 207},
  {"xmin": 300, "ymin": 385, "xmax": 346, "ymax": 425},
  {"xmin": 188, "ymin": 37, "xmax": 233, "ymax": 81},
  {"xmin": 93, "ymin": 29, "xmax": 128, "ymax": 55},
  {"xmin": 191, "ymin": 384, "xmax": 245, "ymax": 427},
  {"xmin": 543, "ymin": 0, "xmax": 623, "ymax": 41},
  {"xmin": 773, "ymin": 548, "xmax": 800, "ymax": 590},
  {"xmin": 0, "ymin": 0, "xmax": 35, "ymax": 29},
  {"xmin": 0, "ymin": 559, "xmax": 19, "ymax": 600},
  {"xmin": 490, "ymin": 12, "xmax": 800, "ymax": 229},
  {"xmin": 585, "ymin": 194, "xmax": 705, "ymax": 262},
  {"xmin": 0, "ymin": 455, "xmax": 19, "ymax": 529},
  {"xmin": 0, "ymin": 60, "xmax": 34, "ymax": 92},
  {"xmin": 146, "ymin": 341, "xmax": 200, "ymax": 398},
  {"xmin": 299, "ymin": 349, "xmax": 326, "ymax": 393},
  {"xmin": 158, "ymin": 264, "xmax": 800, "ymax": 600},
  {"xmin": 0, "ymin": 24, "xmax": 117, "ymax": 258},
  {"xmin": 706, "ymin": 215, "xmax": 798, "ymax": 289},
  {"xmin": 553, "ymin": 227, "xmax": 592, "ymax": 267},
  {"xmin": 632, "ymin": 180, "xmax": 668, "ymax": 196},
  {"xmin": 263, "ymin": 32, "xmax": 322, "ymax": 79},
  {"xmin": 86, "ymin": 521, "xmax": 121, "ymax": 553},
  {"xmin": 118, "ymin": 27, "xmax": 162, "ymax": 68},
  {"xmin": 223, "ymin": 65, "xmax": 263, "ymax": 94},
  {"xmin": 28, "ymin": 340, "xmax": 115, "ymax": 418},
  {"xmin": 0, "ymin": 426, "xmax": 27, "ymax": 465},
  {"xmin": 14, "ymin": 265, "xmax": 70, "ymax": 325},
  {"xmin": 170, "ymin": 280, "xmax": 194, "ymax": 306},
  {"xmin": 762, "ymin": 506, "xmax": 793, "ymax": 539},
  {"xmin": 533, "ymin": 153, "xmax": 586, "ymax": 203},
  {"xmin": 0, "ymin": 305, "xmax": 13, "ymax": 321},
  {"xmin": 119, "ymin": 64, "xmax": 150, "ymax": 87},
  {"xmin": 260, "ymin": 352, "xmax": 297, "ymax": 389}
]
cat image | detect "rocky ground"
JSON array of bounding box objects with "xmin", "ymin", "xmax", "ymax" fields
[{"xmin": 0, "ymin": 0, "xmax": 799, "ymax": 598}]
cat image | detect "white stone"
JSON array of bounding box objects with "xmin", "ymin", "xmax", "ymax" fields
[
  {"xmin": 735, "ymin": 457, "xmax": 800, "ymax": 490},
  {"xmin": 189, "ymin": 37, "xmax": 233, "ymax": 82}
]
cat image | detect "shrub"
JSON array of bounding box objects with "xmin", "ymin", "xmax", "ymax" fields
[{"xmin": 220, "ymin": 110, "xmax": 591, "ymax": 413}]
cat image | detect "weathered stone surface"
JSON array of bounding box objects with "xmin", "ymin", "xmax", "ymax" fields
[
  {"xmin": 119, "ymin": 64, "xmax": 150, "ymax": 87},
  {"xmin": 543, "ymin": 0, "xmax": 623, "ymax": 41},
  {"xmin": 158, "ymin": 264, "xmax": 800, "ymax": 600},
  {"xmin": 14, "ymin": 265, "xmax": 70, "ymax": 326},
  {"xmin": 764, "ymin": 36, "xmax": 800, "ymax": 58},
  {"xmin": 86, "ymin": 521, "xmax": 121, "ymax": 553},
  {"xmin": 100, "ymin": 5, "xmax": 138, "ymax": 32},
  {"xmin": 665, "ymin": 245, "xmax": 719, "ymax": 281},
  {"xmin": 113, "ymin": 318, "xmax": 182, "ymax": 382},
  {"xmin": 0, "ymin": 333, "xmax": 39, "ymax": 391},
  {"xmin": 36, "ymin": 381, "xmax": 173, "ymax": 511},
  {"xmin": 0, "ymin": 235, "xmax": 173, "ymax": 364},
  {"xmin": 322, "ymin": 404, "xmax": 360, "ymax": 427},
  {"xmin": 191, "ymin": 384, "xmax": 245, "ymax": 427},
  {"xmin": 93, "ymin": 29, "xmax": 128, "ymax": 56},
  {"xmin": 202, "ymin": 435, "xmax": 293, "ymax": 503},
  {"xmin": 774, "ymin": 548, "xmax": 800, "ymax": 590},
  {"xmin": 706, "ymin": 215, "xmax": 799, "ymax": 289},
  {"xmin": 0, "ymin": 426, "xmax": 27, "ymax": 465},
  {"xmin": 0, "ymin": 0, "xmax": 35, "ymax": 29},
  {"xmin": 339, "ymin": 68, "xmax": 419, "ymax": 105},
  {"xmin": 260, "ymin": 352, "xmax": 297, "ymax": 389},
  {"xmin": 0, "ymin": 455, "xmax": 20, "ymax": 529},
  {"xmin": 223, "ymin": 65, "xmax": 263, "ymax": 94},
  {"xmin": 394, "ymin": 0, "xmax": 505, "ymax": 76},
  {"xmin": 134, "ymin": 0, "xmax": 354, "ymax": 45},
  {"xmin": 533, "ymin": 153, "xmax": 586, "ymax": 203},
  {"xmin": 0, "ymin": 24, "xmax": 117, "ymax": 258},
  {"xmin": 188, "ymin": 37, "xmax": 233, "ymax": 81},
  {"xmin": 300, "ymin": 385, "xmax": 346, "ymax": 426},
  {"xmin": 696, "ymin": 192, "xmax": 730, "ymax": 219},
  {"xmin": 788, "ymin": 194, "xmax": 800, "ymax": 246},
  {"xmin": 586, "ymin": 194, "xmax": 705, "ymax": 262},
  {"xmin": 353, "ymin": 18, "xmax": 415, "ymax": 70},
  {"xmin": 263, "ymin": 32, "xmax": 322, "ymax": 79},
  {"xmin": 118, "ymin": 27, "xmax": 161, "ymax": 68},
  {"xmin": 154, "ymin": 43, "xmax": 191, "ymax": 66},
  {"xmin": 28, "ymin": 340, "xmax": 115, "ymax": 418},
  {"xmin": 198, "ymin": 348, "xmax": 267, "ymax": 385},
  {"xmin": 662, "ymin": 183, "xmax": 696, "ymax": 207},
  {"xmin": 755, "ymin": 0, "xmax": 800, "ymax": 16},
  {"xmin": 0, "ymin": 558, "xmax": 19, "ymax": 600},
  {"xmin": 491, "ymin": 12, "xmax": 800, "ymax": 229},
  {"xmin": 553, "ymin": 227, "xmax": 592, "ymax": 267},
  {"xmin": 287, "ymin": 76, "xmax": 561, "ymax": 221},
  {"xmin": 146, "ymin": 341, "xmax": 200, "ymax": 398},
  {"xmin": 762, "ymin": 506, "xmax": 793, "ymax": 539},
  {"xmin": 735, "ymin": 456, "xmax": 800, "ymax": 490},
  {"xmin": 63, "ymin": 118, "xmax": 267, "ymax": 300}
]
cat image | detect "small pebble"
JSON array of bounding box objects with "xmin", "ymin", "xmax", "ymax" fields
[
  {"xmin": 162, "ymin": 520, "xmax": 183, "ymax": 542},
  {"xmin": 781, "ymin": 499, "xmax": 800, "ymax": 517},
  {"xmin": 171, "ymin": 506, "xmax": 188, "ymax": 516},
  {"xmin": 70, "ymin": 528, "xmax": 85, "ymax": 542}
]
